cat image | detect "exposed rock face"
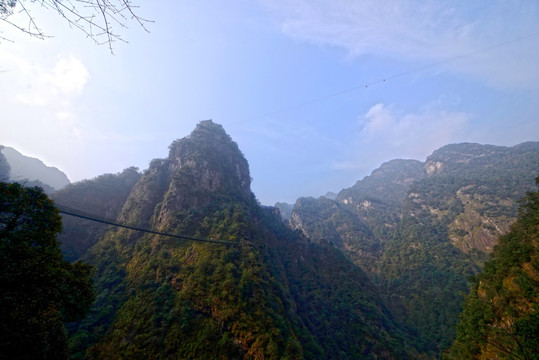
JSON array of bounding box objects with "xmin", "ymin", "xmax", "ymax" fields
[
  {"xmin": 290, "ymin": 159, "xmax": 426, "ymax": 269},
  {"xmin": 448, "ymin": 187, "xmax": 514, "ymax": 252},
  {"xmin": 448, "ymin": 184, "xmax": 539, "ymax": 359},
  {"xmin": 292, "ymin": 142, "xmax": 539, "ymax": 261},
  {"xmin": 0, "ymin": 146, "xmax": 70, "ymax": 191},
  {"xmin": 0, "ymin": 147, "xmax": 10, "ymax": 180},
  {"xmin": 164, "ymin": 121, "xmax": 251, "ymax": 207},
  {"xmin": 119, "ymin": 120, "xmax": 253, "ymax": 231}
]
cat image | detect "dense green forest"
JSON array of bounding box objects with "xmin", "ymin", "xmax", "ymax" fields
[
  {"xmin": 2, "ymin": 121, "xmax": 537, "ymax": 359},
  {"xmin": 0, "ymin": 183, "xmax": 94, "ymax": 359}
]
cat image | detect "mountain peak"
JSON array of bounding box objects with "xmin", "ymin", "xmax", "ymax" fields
[
  {"xmin": 166, "ymin": 120, "xmax": 251, "ymax": 197},
  {"xmin": 170, "ymin": 120, "xmax": 233, "ymax": 153},
  {"xmin": 120, "ymin": 121, "xmax": 253, "ymax": 229}
]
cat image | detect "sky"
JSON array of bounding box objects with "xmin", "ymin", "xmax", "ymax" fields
[{"xmin": 1, "ymin": 1, "xmax": 538, "ymax": 205}]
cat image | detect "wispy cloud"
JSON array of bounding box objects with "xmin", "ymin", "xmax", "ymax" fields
[{"xmin": 260, "ymin": 0, "xmax": 539, "ymax": 90}]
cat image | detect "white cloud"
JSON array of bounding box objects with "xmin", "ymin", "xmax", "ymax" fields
[
  {"xmin": 12, "ymin": 54, "xmax": 89, "ymax": 106},
  {"xmin": 362, "ymin": 103, "xmax": 394, "ymax": 135},
  {"xmin": 0, "ymin": 50, "xmax": 90, "ymax": 179},
  {"xmin": 260, "ymin": 0, "xmax": 539, "ymax": 90},
  {"xmin": 333, "ymin": 102, "xmax": 471, "ymax": 170}
]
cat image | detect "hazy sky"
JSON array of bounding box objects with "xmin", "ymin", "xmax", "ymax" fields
[{"xmin": 1, "ymin": 1, "xmax": 538, "ymax": 205}]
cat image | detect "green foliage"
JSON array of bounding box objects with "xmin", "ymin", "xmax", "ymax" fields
[
  {"xmin": 448, "ymin": 179, "xmax": 539, "ymax": 359},
  {"xmin": 68, "ymin": 196, "xmax": 415, "ymax": 359},
  {"xmin": 374, "ymin": 211, "xmax": 480, "ymax": 356},
  {"xmin": 74, "ymin": 203, "xmax": 298, "ymax": 359},
  {"xmin": 0, "ymin": 182, "xmax": 95, "ymax": 360},
  {"xmin": 65, "ymin": 129, "xmax": 539, "ymax": 359}
]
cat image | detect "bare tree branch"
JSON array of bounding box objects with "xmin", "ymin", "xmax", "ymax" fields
[{"xmin": 0, "ymin": 0, "xmax": 151, "ymax": 52}]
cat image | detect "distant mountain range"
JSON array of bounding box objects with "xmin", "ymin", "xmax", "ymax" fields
[
  {"xmin": 287, "ymin": 141, "xmax": 539, "ymax": 355},
  {"xmin": 3, "ymin": 124, "xmax": 538, "ymax": 359},
  {"xmin": 0, "ymin": 145, "xmax": 70, "ymax": 193}
]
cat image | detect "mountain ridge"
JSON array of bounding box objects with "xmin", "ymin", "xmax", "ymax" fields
[
  {"xmin": 0, "ymin": 145, "xmax": 70, "ymax": 192},
  {"xmin": 287, "ymin": 140, "xmax": 539, "ymax": 356}
]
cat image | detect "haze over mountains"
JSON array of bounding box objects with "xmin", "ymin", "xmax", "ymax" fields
[
  {"xmin": 0, "ymin": 145, "xmax": 70, "ymax": 193},
  {"xmin": 3, "ymin": 121, "xmax": 538, "ymax": 359}
]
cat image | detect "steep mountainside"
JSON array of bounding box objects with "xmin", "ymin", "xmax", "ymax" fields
[
  {"xmin": 290, "ymin": 159, "xmax": 426, "ymax": 270},
  {"xmin": 288, "ymin": 142, "xmax": 539, "ymax": 356},
  {"xmin": 52, "ymin": 167, "xmax": 141, "ymax": 261},
  {"xmin": 448, "ymin": 179, "xmax": 539, "ymax": 359},
  {"xmin": 62, "ymin": 121, "xmax": 415, "ymax": 359},
  {"xmin": 0, "ymin": 146, "xmax": 71, "ymax": 192}
]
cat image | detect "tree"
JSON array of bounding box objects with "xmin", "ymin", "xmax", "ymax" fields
[
  {"xmin": 0, "ymin": 182, "xmax": 95, "ymax": 360},
  {"xmin": 0, "ymin": 0, "xmax": 149, "ymax": 52}
]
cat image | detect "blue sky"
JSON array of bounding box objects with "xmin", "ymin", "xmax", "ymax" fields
[{"xmin": 1, "ymin": 1, "xmax": 538, "ymax": 205}]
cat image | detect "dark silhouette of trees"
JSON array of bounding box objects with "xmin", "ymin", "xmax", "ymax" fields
[{"xmin": 0, "ymin": 182, "xmax": 95, "ymax": 359}]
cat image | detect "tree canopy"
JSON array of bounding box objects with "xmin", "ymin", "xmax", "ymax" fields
[{"xmin": 0, "ymin": 182, "xmax": 95, "ymax": 359}]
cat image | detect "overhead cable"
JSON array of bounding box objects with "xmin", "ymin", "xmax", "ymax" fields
[
  {"xmin": 55, "ymin": 204, "xmax": 238, "ymax": 246},
  {"xmin": 235, "ymin": 30, "xmax": 539, "ymax": 123}
]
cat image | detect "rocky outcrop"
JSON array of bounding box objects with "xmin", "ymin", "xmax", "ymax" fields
[{"xmin": 119, "ymin": 120, "xmax": 254, "ymax": 232}]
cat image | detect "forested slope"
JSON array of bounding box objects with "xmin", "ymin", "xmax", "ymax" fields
[
  {"xmin": 448, "ymin": 179, "xmax": 539, "ymax": 359},
  {"xmin": 289, "ymin": 142, "xmax": 539, "ymax": 356},
  {"xmin": 62, "ymin": 121, "xmax": 415, "ymax": 359},
  {"xmin": 53, "ymin": 167, "xmax": 141, "ymax": 261}
]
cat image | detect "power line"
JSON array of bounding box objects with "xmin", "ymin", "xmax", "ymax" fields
[
  {"xmin": 232, "ymin": 30, "xmax": 539, "ymax": 123},
  {"xmin": 56, "ymin": 204, "xmax": 238, "ymax": 246}
]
